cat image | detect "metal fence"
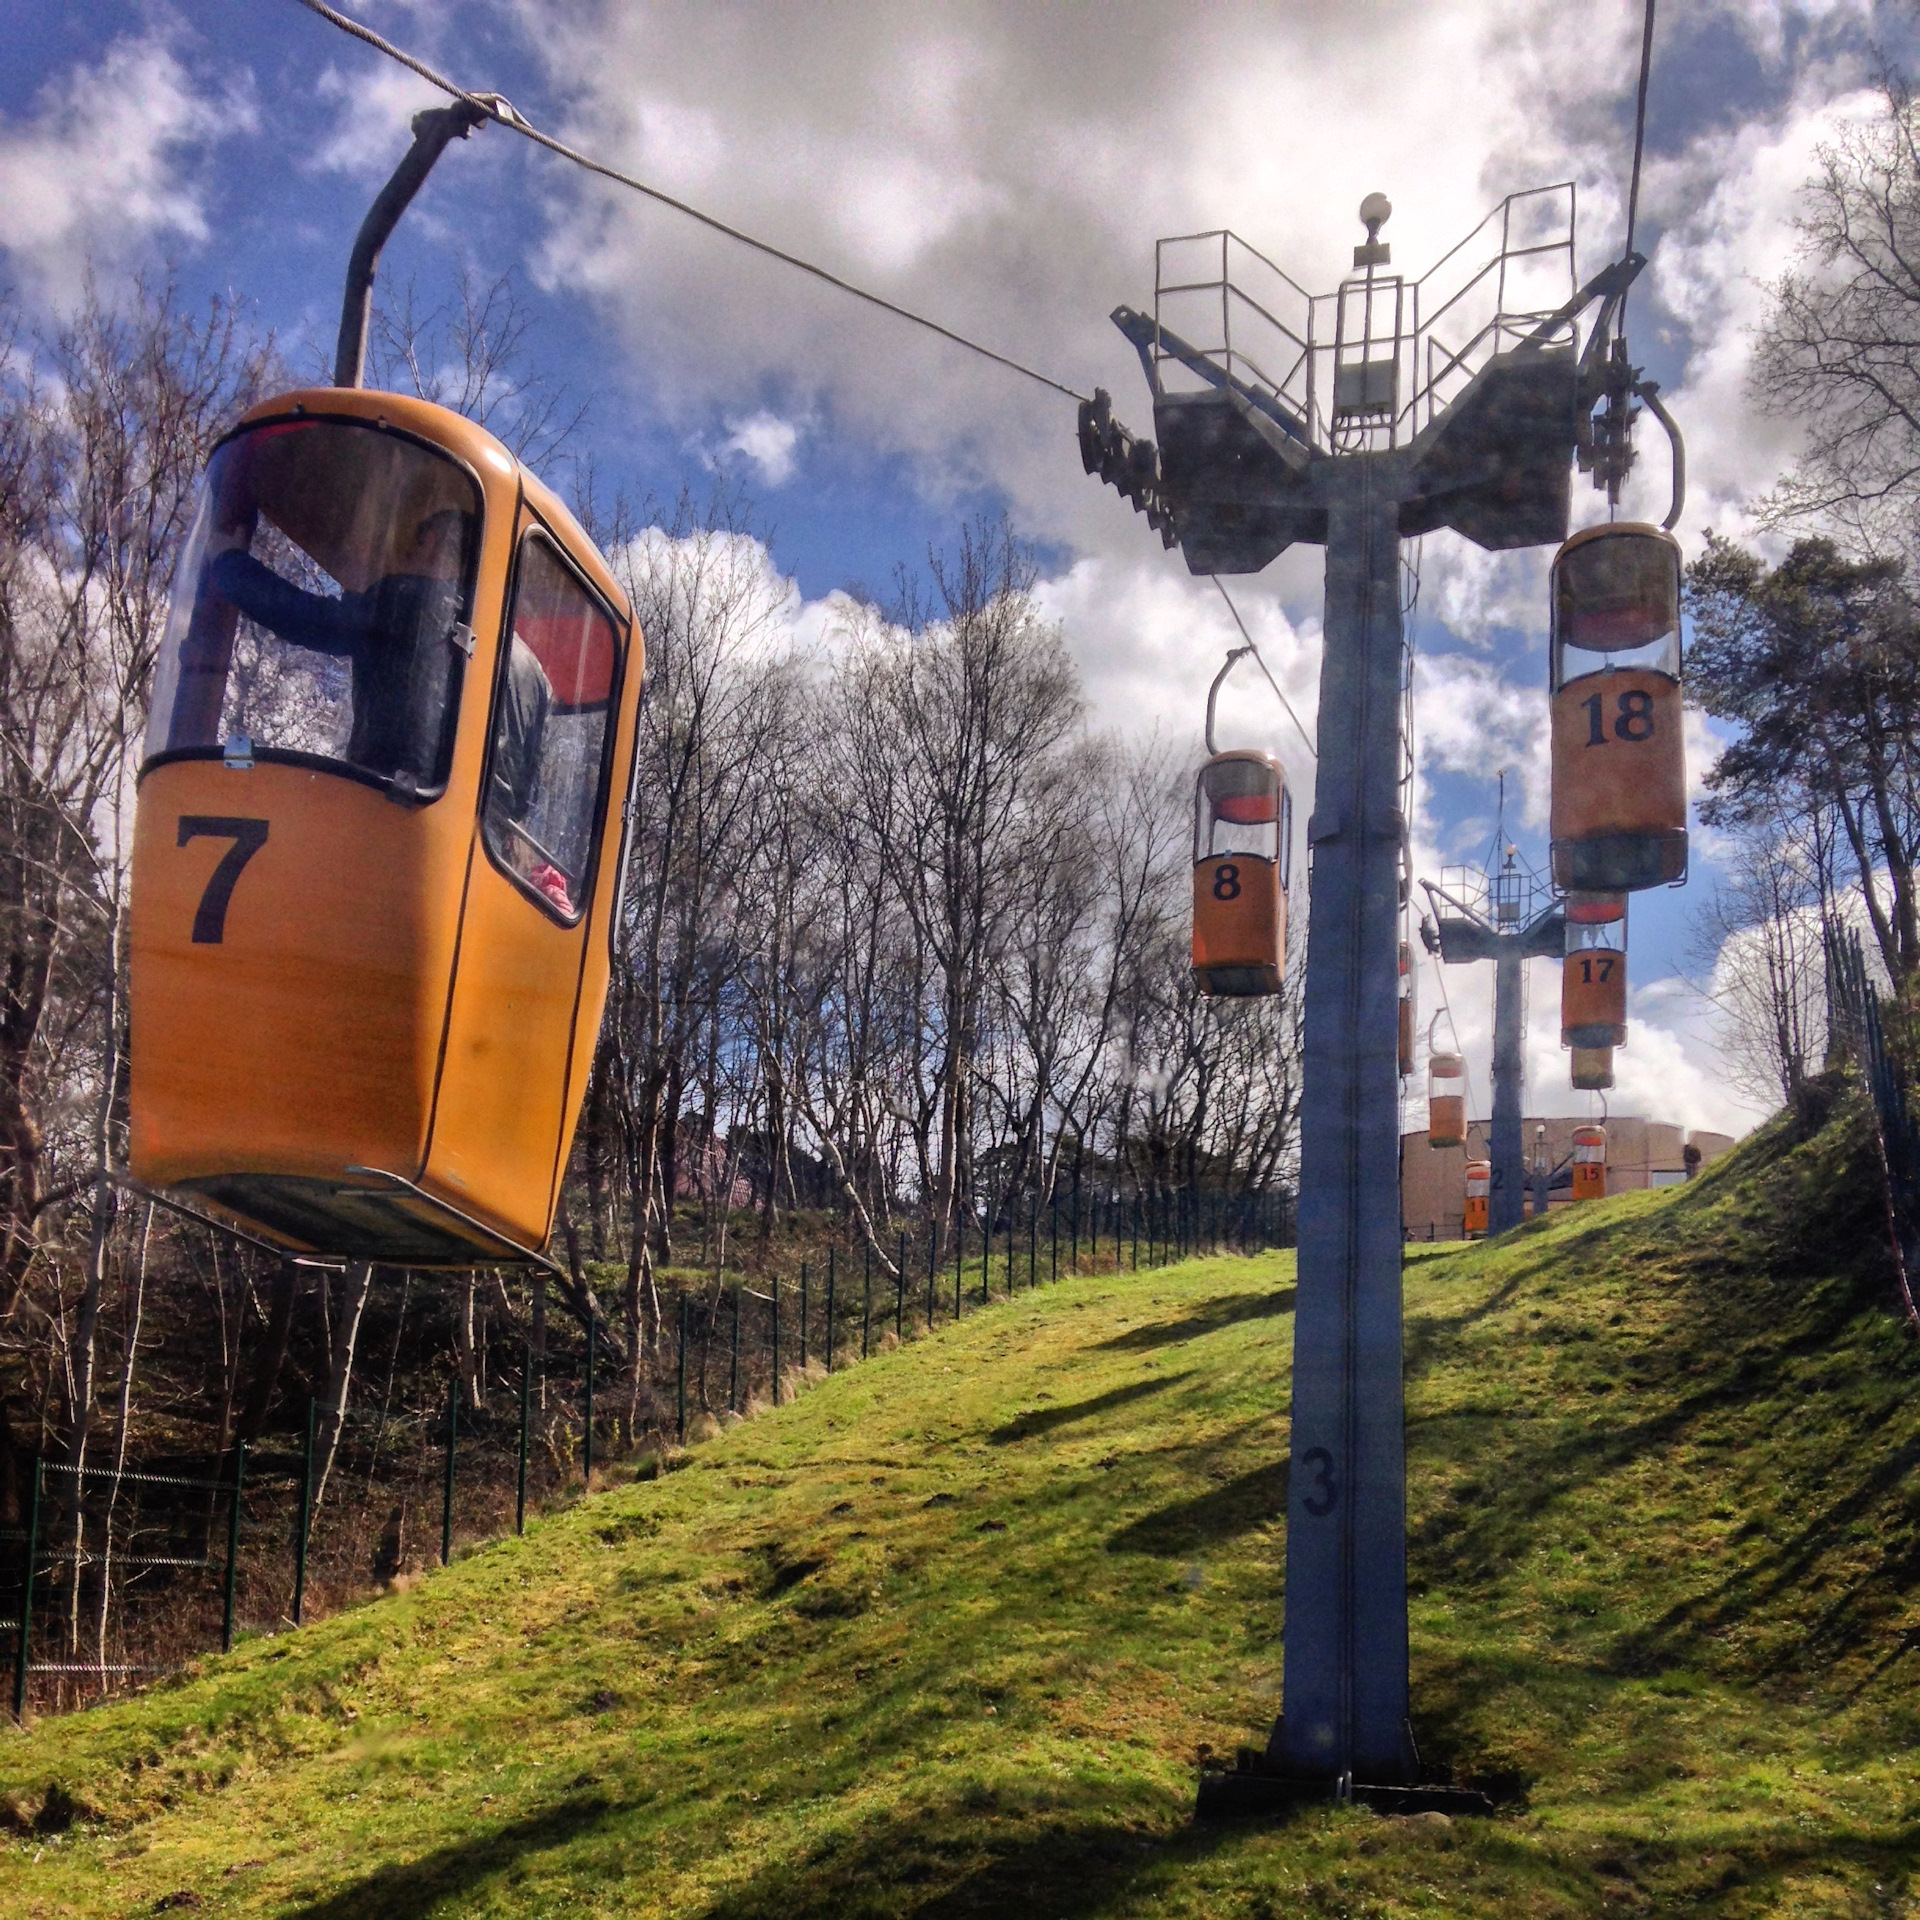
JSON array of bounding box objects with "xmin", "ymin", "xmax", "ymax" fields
[
  {"xmin": 6, "ymin": 1183, "xmax": 1294, "ymax": 1720},
  {"xmin": 1825, "ymin": 924, "xmax": 1920, "ymax": 1327}
]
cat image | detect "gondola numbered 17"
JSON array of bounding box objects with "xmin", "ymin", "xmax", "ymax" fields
[{"xmin": 127, "ymin": 105, "xmax": 645, "ymax": 1267}]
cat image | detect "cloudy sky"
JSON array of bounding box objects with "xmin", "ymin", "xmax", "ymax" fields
[{"xmin": 8, "ymin": 0, "xmax": 1915, "ymax": 1139}]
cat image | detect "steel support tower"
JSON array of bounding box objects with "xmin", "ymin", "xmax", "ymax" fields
[
  {"xmin": 1082, "ymin": 194, "xmax": 1640, "ymax": 1799},
  {"xmin": 1423, "ymin": 856, "xmax": 1564, "ymax": 1235}
]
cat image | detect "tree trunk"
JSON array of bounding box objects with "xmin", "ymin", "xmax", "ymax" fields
[{"xmin": 310, "ymin": 1260, "xmax": 374, "ymax": 1514}]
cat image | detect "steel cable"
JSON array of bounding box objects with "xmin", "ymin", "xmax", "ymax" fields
[{"xmin": 292, "ymin": 0, "xmax": 1089, "ymax": 403}]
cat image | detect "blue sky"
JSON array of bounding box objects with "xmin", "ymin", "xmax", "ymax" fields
[{"xmin": 7, "ymin": 0, "xmax": 1914, "ymax": 1136}]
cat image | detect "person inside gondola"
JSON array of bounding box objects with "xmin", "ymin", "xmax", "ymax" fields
[{"xmin": 204, "ymin": 505, "xmax": 482, "ymax": 790}]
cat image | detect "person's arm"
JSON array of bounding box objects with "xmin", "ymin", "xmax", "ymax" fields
[{"xmin": 207, "ymin": 549, "xmax": 361, "ymax": 656}]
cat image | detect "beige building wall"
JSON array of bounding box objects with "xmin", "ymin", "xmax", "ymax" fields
[{"xmin": 1401, "ymin": 1116, "xmax": 1739, "ymax": 1241}]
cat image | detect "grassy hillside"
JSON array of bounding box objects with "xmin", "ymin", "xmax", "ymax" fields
[{"xmin": 5, "ymin": 1103, "xmax": 1920, "ymax": 1917}]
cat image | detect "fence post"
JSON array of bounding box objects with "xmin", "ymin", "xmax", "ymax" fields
[
  {"xmin": 516, "ymin": 1341, "xmax": 531, "ymax": 1535},
  {"xmin": 1050, "ymin": 1192, "xmax": 1058, "ymax": 1284},
  {"xmin": 1071, "ymin": 1157, "xmax": 1081, "ymax": 1273},
  {"xmin": 826, "ymin": 1247, "xmax": 837, "ymax": 1374},
  {"xmin": 800, "ymin": 1261, "xmax": 810, "ymax": 1371},
  {"xmin": 983, "ymin": 1213, "xmax": 992, "ymax": 1305},
  {"xmin": 1029, "ymin": 1193, "xmax": 1038, "ymax": 1290},
  {"xmin": 584, "ymin": 1314, "xmax": 596, "ymax": 1487},
  {"xmin": 441, "ymin": 1376, "xmax": 457, "ymax": 1567},
  {"xmin": 730, "ymin": 1284, "xmax": 740, "ymax": 1413},
  {"xmin": 896, "ymin": 1232, "xmax": 907, "ymax": 1343},
  {"xmin": 293, "ymin": 1395, "xmax": 315, "ymax": 1627},
  {"xmin": 770, "ymin": 1281, "xmax": 781, "ymax": 1406},
  {"xmin": 1003, "ymin": 1204, "xmax": 1013, "ymax": 1296},
  {"xmin": 13, "ymin": 1456, "xmax": 40, "ymax": 1721},
  {"xmin": 862, "ymin": 1240, "xmax": 872, "ymax": 1361},
  {"xmin": 955, "ymin": 1221, "xmax": 963, "ymax": 1320},
  {"xmin": 678, "ymin": 1293, "xmax": 689, "ymax": 1435},
  {"xmin": 222, "ymin": 1441, "xmax": 247, "ymax": 1653},
  {"xmin": 927, "ymin": 1228, "xmax": 936, "ymax": 1328}
]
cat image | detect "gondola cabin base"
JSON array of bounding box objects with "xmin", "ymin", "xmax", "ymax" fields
[{"xmin": 1570, "ymin": 1045, "xmax": 1614, "ymax": 1091}]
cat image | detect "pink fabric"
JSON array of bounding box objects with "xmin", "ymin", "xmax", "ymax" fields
[{"xmin": 529, "ymin": 861, "xmax": 574, "ymax": 915}]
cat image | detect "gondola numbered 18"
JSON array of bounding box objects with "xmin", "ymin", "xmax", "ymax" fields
[{"xmin": 1548, "ymin": 522, "xmax": 1686, "ymax": 894}]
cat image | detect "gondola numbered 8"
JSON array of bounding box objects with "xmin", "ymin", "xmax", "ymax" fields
[
  {"xmin": 1548, "ymin": 522, "xmax": 1686, "ymax": 893},
  {"xmin": 1191, "ymin": 749, "xmax": 1291, "ymax": 996},
  {"xmin": 130, "ymin": 391, "xmax": 643, "ymax": 1263}
]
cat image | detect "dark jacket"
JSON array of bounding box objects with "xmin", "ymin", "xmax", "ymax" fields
[{"xmin": 209, "ymin": 549, "xmax": 463, "ymax": 786}]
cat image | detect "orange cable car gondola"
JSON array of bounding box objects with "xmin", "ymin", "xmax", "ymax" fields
[
  {"xmin": 1428, "ymin": 1050, "xmax": 1466, "ymax": 1149},
  {"xmin": 1562, "ymin": 893, "xmax": 1627, "ymax": 1051},
  {"xmin": 1192, "ymin": 749, "xmax": 1291, "ymax": 996},
  {"xmin": 1570, "ymin": 1045, "xmax": 1614, "ymax": 1091},
  {"xmin": 127, "ymin": 106, "xmax": 644, "ymax": 1267},
  {"xmin": 1548, "ymin": 523, "xmax": 1686, "ymax": 893},
  {"xmin": 1463, "ymin": 1159, "xmax": 1491, "ymax": 1238},
  {"xmin": 1571, "ymin": 1124, "xmax": 1608, "ymax": 1202}
]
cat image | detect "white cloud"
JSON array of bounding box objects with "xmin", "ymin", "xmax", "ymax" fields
[
  {"xmin": 721, "ymin": 409, "xmax": 803, "ymax": 487},
  {"xmin": 0, "ymin": 34, "xmax": 254, "ymax": 304},
  {"xmin": 482, "ymin": 0, "xmax": 1894, "ymax": 665},
  {"xmin": 312, "ymin": 60, "xmax": 448, "ymax": 177}
]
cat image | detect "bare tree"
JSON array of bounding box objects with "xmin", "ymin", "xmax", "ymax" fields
[
  {"xmin": 1688, "ymin": 811, "xmax": 1830, "ymax": 1112},
  {"xmin": 1753, "ymin": 74, "xmax": 1920, "ymax": 559},
  {"xmin": 0, "ymin": 278, "xmax": 275, "ymax": 1479},
  {"xmin": 368, "ymin": 267, "xmax": 588, "ymax": 469}
]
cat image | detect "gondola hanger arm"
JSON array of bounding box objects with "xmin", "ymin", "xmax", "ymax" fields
[{"xmin": 1204, "ymin": 644, "xmax": 1255, "ymax": 756}]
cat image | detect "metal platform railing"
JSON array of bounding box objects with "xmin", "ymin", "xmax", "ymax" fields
[{"xmin": 1150, "ymin": 185, "xmax": 1578, "ymax": 454}]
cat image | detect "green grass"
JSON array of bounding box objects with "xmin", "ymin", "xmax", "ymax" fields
[{"xmin": 6, "ymin": 1105, "xmax": 1920, "ymax": 1916}]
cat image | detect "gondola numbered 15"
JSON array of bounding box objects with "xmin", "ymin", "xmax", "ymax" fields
[
  {"xmin": 129, "ymin": 391, "xmax": 643, "ymax": 1264},
  {"xmin": 1548, "ymin": 522, "xmax": 1686, "ymax": 893}
]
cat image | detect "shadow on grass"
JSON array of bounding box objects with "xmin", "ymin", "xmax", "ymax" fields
[
  {"xmin": 1094, "ymin": 1289, "xmax": 1295, "ymax": 1353},
  {"xmin": 280, "ymin": 1794, "xmax": 615, "ymax": 1919},
  {"xmin": 1107, "ymin": 1460, "xmax": 1290, "ymax": 1557},
  {"xmin": 695, "ymin": 1791, "xmax": 1216, "ymax": 1920},
  {"xmin": 989, "ymin": 1376, "xmax": 1189, "ymax": 1445}
]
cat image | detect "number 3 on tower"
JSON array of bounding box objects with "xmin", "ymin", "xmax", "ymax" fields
[{"xmin": 1301, "ymin": 1445, "xmax": 1338, "ymax": 1517}]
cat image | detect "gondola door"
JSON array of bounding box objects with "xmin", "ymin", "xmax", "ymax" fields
[{"xmin": 423, "ymin": 504, "xmax": 631, "ymax": 1249}]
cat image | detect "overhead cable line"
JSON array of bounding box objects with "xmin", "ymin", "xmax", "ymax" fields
[
  {"xmin": 292, "ymin": 0, "xmax": 1089, "ymax": 403},
  {"xmin": 1209, "ymin": 575, "xmax": 1318, "ymax": 764},
  {"xmin": 1620, "ymin": 0, "xmax": 1657, "ymax": 331}
]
